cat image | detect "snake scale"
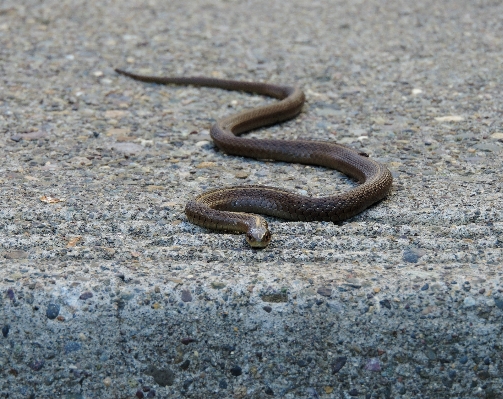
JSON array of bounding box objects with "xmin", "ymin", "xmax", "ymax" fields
[{"xmin": 115, "ymin": 68, "xmax": 393, "ymax": 248}]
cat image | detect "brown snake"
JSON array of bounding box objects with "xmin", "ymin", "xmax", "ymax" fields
[{"xmin": 115, "ymin": 68, "xmax": 393, "ymax": 248}]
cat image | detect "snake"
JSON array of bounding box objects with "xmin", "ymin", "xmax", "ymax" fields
[{"xmin": 115, "ymin": 68, "xmax": 393, "ymax": 248}]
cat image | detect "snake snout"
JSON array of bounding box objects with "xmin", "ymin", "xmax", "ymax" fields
[{"xmin": 245, "ymin": 228, "xmax": 272, "ymax": 248}]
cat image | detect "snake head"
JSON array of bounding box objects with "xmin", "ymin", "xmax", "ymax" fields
[{"xmin": 245, "ymin": 225, "xmax": 272, "ymax": 248}]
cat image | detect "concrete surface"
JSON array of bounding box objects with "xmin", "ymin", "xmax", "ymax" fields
[{"xmin": 1, "ymin": 0, "xmax": 502, "ymax": 398}]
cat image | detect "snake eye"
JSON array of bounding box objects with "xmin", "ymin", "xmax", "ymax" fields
[{"xmin": 246, "ymin": 233, "xmax": 254, "ymax": 241}]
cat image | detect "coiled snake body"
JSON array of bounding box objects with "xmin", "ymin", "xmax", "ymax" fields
[{"xmin": 115, "ymin": 69, "xmax": 393, "ymax": 247}]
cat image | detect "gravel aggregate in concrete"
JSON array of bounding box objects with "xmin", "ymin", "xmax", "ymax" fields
[{"xmin": 1, "ymin": 0, "xmax": 503, "ymax": 398}]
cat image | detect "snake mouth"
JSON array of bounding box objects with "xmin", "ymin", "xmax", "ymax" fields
[{"xmin": 245, "ymin": 231, "xmax": 272, "ymax": 248}]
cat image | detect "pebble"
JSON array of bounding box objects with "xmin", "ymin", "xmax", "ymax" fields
[
  {"xmin": 181, "ymin": 290, "xmax": 193, "ymax": 302},
  {"xmin": 28, "ymin": 360, "xmax": 44, "ymax": 371},
  {"xmin": 364, "ymin": 358, "xmax": 381, "ymax": 372},
  {"xmin": 79, "ymin": 292, "xmax": 93, "ymax": 300},
  {"xmin": 317, "ymin": 286, "xmax": 332, "ymax": 297},
  {"xmin": 211, "ymin": 282, "xmax": 226, "ymax": 289},
  {"xmin": 234, "ymin": 171, "xmax": 249, "ymax": 179},
  {"xmin": 46, "ymin": 304, "xmax": 60, "ymax": 320},
  {"xmin": 379, "ymin": 299, "xmax": 391, "ymax": 310},
  {"xmin": 494, "ymin": 299, "xmax": 503, "ymax": 310},
  {"xmin": 332, "ymin": 357, "xmax": 347, "ymax": 374},
  {"xmin": 64, "ymin": 342, "xmax": 82, "ymax": 354},
  {"xmin": 4, "ymin": 250, "xmax": 28, "ymax": 259},
  {"xmin": 402, "ymin": 249, "xmax": 420, "ymax": 263},
  {"xmin": 180, "ymin": 337, "xmax": 195, "ymax": 345},
  {"xmin": 103, "ymin": 377, "xmax": 112, "ymax": 387},
  {"xmin": 145, "ymin": 366, "xmax": 175, "ymax": 387},
  {"xmin": 344, "ymin": 278, "xmax": 362, "ymax": 288},
  {"xmin": 110, "ymin": 142, "xmax": 144, "ymax": 154},
  {"xmin": 2, "ymin": 325, "xmax": 9, "ymax": 338},
  {"xmin": 230, "ymin": 365, "xmax": 242, "ymax": 376},
  {"xmin": 425, "ymin": 348, "xmax": 437, "ymax": 360},
  {"xmin": 463, "ymin": 297, "xmax": 476, "ymax": 308},
  {"xmin": 6, "ymin": 288, "xmax": 15, "ymax": 300}
]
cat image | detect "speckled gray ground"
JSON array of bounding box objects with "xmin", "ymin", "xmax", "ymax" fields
[{"xmin": 1, "ymin": 0, "xmax": 503, "ymax": 398}]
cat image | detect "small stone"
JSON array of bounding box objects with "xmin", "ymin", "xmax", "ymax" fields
[
  {"xmin": 219, "ymin": 379, "xmax": 228, "ymax": 389},
  {"xmin": 345, "ymin": 278, "xmax": 362, "ymax": 288},
  {"xmin": 105, "ymin": 110, "xmax": 127, "ymax": 119},
  {"xmin": 365, "ymin": 358, "xmax": 381, "ymax": 372},
  {"xmin": 421, "ymin": 306, "xmax": 437, "ymax": 315},
  {"xmin": 402, "ymin": 249, "xmax": 420, "ymax": 263},
  {"xmin": 103, "ymin": 377, "xmax": 112, "ymax": 387},
  {"xmin": 380, "ymin": 299, "xmax": 391, "ymax": 310},
  {"xmin": 2, "ymin": 325, "xmax": 9, "ymax": 338},
  {"xmin": 349, "ymin": 388, "xmax": 359, "ymax": 396},
  {"xmin": 463, "ymin": 297, "xmax": 476, "ymax": 308},
  {"xmin": 181, "ymin": 290, "xmax": 192, "ymax": 302},
  {"xmin": 145, "ymin": 366, "xmax": 175, "ymax": 387},
  {"xmin": 262, "ymin": 306, "xmax": 272, "ymax": 313},
  {"xmin": 332, "ymin": 357, "xmax": 347, "ymax": 374},
  {"xmin": 180, "ymin": 360, "xmax": 190, "ymax": 370},
  {"xmin": 28, "ymin": 360, "xmax": 44, "ymax": 371},
  {"xmin": 421, "ymin": 283, "xmax": 429, "ymax": 291},
  {"xmin": 136, "ymin": 390, "xmax": 144, "ymax": 399},
  {"xmin": 110, "ymin": 142, "xmax": 143, "ymax": 154},
  {"xmin": 79, "ymin": 292, "xmax": 93, "ymax": 300},
  {"xmin": 494, "ymin": 299, "xmax": 503, "ymax": 310},
  {"xmin": 434, "ymin": 115, "xmax": 464, "ymax": 122},
  {"xmin": 230, "ymin": 365, "xmax": 242, "ymax": 376},
  {"xmin": 264, "ymin": 386, "xmax": 274, "ymax": 395},
  {"xmin": 65, "ymin": 342, "xmax": 82, "ymax": 354},
  {"xmin": 180, "ymin": 337, "xmax": 195, "ymax": 345},
  {"xmin": 373, "ymin": 287, "xmax": 381, "ymax": 293},
  {"xmin": 4, "ymin": 250, "xmax": 28, "ymax": 260},
  {"xmin": 211, "ymin": 281, "xmax": 226, "ymax": 289},
  {"xmin": 425, "ymin": 348, "xmax": 437, "ymax": 360},
  {"xmin": 234, "ymin": 171, "xmax": 249, "ymax": 179},
  {"xmin": 196, "ymin": 161, "xmax": 216, "ymax": 169},
  {"xmin": 46, "ymin": 304, "xmax": 60, "ymax": 320},
  {"xmin": 261, "ymin": 293, "xmax": 288, "ymax": 303},
  {"xmin": 317, "ymin": 286, "xmax": 332, "ymax": 297},
  {"xmin": 489, "ymin": 132, "xmax": 503, "ymax": 140},
  {"xmin": 459, "ymin": 356, "xmax": 468, "ymax": 364},
  {"xmin": 324, "ymin": 386, "xmax": 333, "ymax": 394},
  {"xmin": 6, "ymin": 288, "xmax": 15, "ymax": 300}
]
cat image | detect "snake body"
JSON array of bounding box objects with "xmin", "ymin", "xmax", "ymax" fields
[{"xmin": 115, "ymin": 69, "xmax": 393, "ymax": 247}]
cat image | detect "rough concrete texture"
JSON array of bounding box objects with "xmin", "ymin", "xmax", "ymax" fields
[{"xmin": 1, "ymin": 0, "xmax": 503, "ymax": 398}]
